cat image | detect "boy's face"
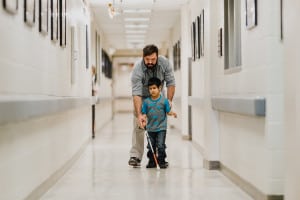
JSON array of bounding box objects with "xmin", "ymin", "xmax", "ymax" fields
[{"xmin": 148, "ymin": 84, "xmax": 160, "ymax": 97}]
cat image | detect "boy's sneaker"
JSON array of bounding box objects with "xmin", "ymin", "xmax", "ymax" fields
[
  {"xmin": 128, "ymin": 157, "xmax": 141, "ymax": 167},
  {"xmin": 159, "ymin": 161, "xmax": 169, "ymax": 169},
  {"xmin": 146, "ymin": 160, "xmax": 156, "ymax": 168}
]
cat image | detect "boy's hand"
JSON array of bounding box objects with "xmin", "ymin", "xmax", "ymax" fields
[{"xmin": 168, "ymin": 111, "xmax": 177, "ymax": 118}]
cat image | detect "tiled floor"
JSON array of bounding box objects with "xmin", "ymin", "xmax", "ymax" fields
[{"xmin": 41, "ymin": 113, "xmax": 253, "ymax": 200}]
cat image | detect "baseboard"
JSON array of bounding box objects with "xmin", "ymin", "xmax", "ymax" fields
[
  {"xmin": 182, "ymin": 135, "xmax": 192, "ymax": 140},
  {"xmin": 25, "ymin": 139, "xmax": 91, "ymax": 200},
  {"xmin": 203, "ymin": 159, "xmax": 220, "ymax": 170},
  {"xmin": 220, "ymin": 163, "xmax": 284, "ymax": 200},
  {"xmin": 191, "ymin": 141, "xmax": 204, "ymax": 155},
  {"xmin": 192, "ymin": 143, "xmax": 283, "ymax": 200}
]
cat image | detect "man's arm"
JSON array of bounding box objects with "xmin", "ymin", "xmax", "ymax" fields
[
  {"xmin": 133, "ymin": 95, "xmax": 146, "ymax": 128},
  {"xmin": 165, "ymin": 94, "xmax": 176, "ymax": 118},
  {"xmin": 133, "ymin": 95, "xmax": 142, "ymax": 117},
  {"xmin": 162, "ymin": 57, "xmax": 175, "ymax": 103},
  {"xmin": 167, "ymin": 85, "xmax": 175, "ymax": 108}
]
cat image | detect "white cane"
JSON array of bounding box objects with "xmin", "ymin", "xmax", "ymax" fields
[{"xmin": 145, "ymin": 129, "xmax": 160, "ymax": 170}]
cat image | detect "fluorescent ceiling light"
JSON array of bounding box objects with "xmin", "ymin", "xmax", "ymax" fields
[
  {"xmin": 124, "ymin": 18, "xmax": 150, "ymax": 22},
  {"xmin": 126, "ymin": 34, "xmax": 145, "ymax": 38},
  {"xmin": 125, "ymin": 24, "xmax": 148, "ymax": 29},
  {"xmin": 125, "ymin": 30, "xmax": 147, "ymax": 34},
  {"xmin": 126, "ymin": 39, "xmax": 145, "ymax": 42},
  {"xmin": 127, "ymin": 43, "xmax": 145, "ymax": 48},
  {"xmin": 127, "ymin": 45, "xmax": 144, "ymax": 49},
  {"xmin": 123, "ymin": 9, "xmax": 151, "ymax": 13},
  {"xmin": 127, "ymin": 42, "xmax": 144, "ymax": 45}
]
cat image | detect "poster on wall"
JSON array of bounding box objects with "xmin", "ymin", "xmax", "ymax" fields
[
  {"xmin": 59, "ymin": 0, "xmax": 66, "ymax": 47},
  {"xmin": 39, "ymin": 0, "xmax": 48, "ymax": 35},
  {"xmin": 70, "ymin": 26, "xmax": 79, "ymax": 84},
  {"xmin": 191, "ymin": 21, "xmax": 196, "ymax": 61},
  {"xmin": 246, "ymin": 0, "xmax": 257, "ymax": 29},
  {"xmin": 280, "ymin": 0, "xmax": 283, "ymax": 40},
  {"xmin": 218, "ymin": 28, "xmax": 223, "ymax": 57},
  {"xmin": 201, "ymin": 9, "xmax": 204, "ymax": 56},
  {"xmin": 96, "ymin": 33, "xmax": 101, "ymax": 84},
  {"xmin": 197, "ymin": 15, "xmax": 201, "ymax": 59},
  {"xmin": 195, "ymin": 18, "xmax": 198, "ymax": 60},
  {"xmin": 24, "ymin": 0, "xmax": 36, "ymax": 26},
  {"xmin": 51, "ymin": 0, "xmax": 58, "ymax": 42},
  {"xmin": 178, "ymin": 40, "xmax": 181, "ymax": 69},
  {"xmin": 86, "ymin": 24, "xmax": 89, "ymax": 69},
  {"xmin": 3, "ymin": 0, "xmax": 18, "ymax": 14}
]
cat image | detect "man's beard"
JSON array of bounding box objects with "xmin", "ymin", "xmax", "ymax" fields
[{"xmin": 144, "ymin": 61, "xmax": 157, "ymax": 69}]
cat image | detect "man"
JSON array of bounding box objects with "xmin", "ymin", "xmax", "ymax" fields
[{"xmin": 129, "ymin": 44, "xmax": 176, "ymax": 167}]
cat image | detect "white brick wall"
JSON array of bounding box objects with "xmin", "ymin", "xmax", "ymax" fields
[
  {"xmin": 0, "ymin": 1, "xmax": 113, "ymax": 199},
  {"xmin": 186, "ymin": 0, "xmax": 284, "ymax": 195},
  {"xmin": 283, "ymin": 1, "xmax": 300, "ymax": 199}
]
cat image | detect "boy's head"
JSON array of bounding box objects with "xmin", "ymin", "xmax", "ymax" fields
[
  {"xmin": 147, "ymin": 77, "xmax": 162, "ymax": 97},
  {"xmin": 148, "ymin": 77, "xmax": 161, "ymax": 88}
]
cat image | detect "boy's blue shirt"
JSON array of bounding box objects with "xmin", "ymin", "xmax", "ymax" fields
[{"xmin": 141, "ymin": 95, "xmax": 171, "ymax": 132}]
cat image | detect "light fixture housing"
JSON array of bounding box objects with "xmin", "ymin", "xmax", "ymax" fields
[{"xmin": 107, "ymin": 1, "xmax": 123, "ymax": 19}]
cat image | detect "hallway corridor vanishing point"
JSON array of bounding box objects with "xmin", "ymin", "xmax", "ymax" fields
[{"xmin": 41, "ymin": 113, "xmax": 253, "ymax": 200}]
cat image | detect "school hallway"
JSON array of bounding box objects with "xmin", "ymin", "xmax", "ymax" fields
[
  {"xmin": 3, "ymin": 0, "xmax": 300, "ymax": 199},
  {"xmin": 40, "ymin": 113, "xmax": 253, "ymax": 200}
]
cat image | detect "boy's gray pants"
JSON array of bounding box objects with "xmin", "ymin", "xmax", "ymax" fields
[{"xmin": 129, "ymin": 116, "xmax": 145, "ymax": 160}]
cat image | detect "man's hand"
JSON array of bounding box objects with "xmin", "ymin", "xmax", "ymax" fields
[
  {"xmin": 168, "ymin": 100, "xmax": 173, "ymax": 108},
  {"xmin": 138, "ymin": 114, "xmax": 147, "ymax": 129}
]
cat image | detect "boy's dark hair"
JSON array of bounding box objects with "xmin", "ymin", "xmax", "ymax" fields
[
  {"xmin": 148, "ymin": 77, "xmax": 161, "ymax": 88},
  {"xmin": 143, "ymin": 44, "xmax": 158, "ymax": 57}
]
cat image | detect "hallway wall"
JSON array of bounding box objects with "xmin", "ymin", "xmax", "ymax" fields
[
  {"xmin": 0, "ymin": 106, "xmax": 91, "ymax": 200},
  {"xmin": 185, "ymin": 0, "xmax": 284, "ymax": 197},
  {"xmin": 217, "ymin": 0, "xmax": 284, "ymax": 196},
  {"xmin": 0, "ymin": 2, "xmax": 91, "ymax": 96},
  {"xmin": 168, "ymin": 15, "xmax": 182, "ymax": 131},
  {"xmin": 283, "ymin": 1, "xmax": 300, "ymax": 199},
  {"xmin": 0, "ymin": 1, "xmax": 113, "ymax": 199}
]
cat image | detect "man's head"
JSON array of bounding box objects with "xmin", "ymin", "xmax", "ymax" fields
[
  {"xmin": 147, "ymin": 77, "xmax": 162, "ymax": 97},
  {"xmin": 143, "ymin": 44, "xmax": 158, "ymax": 69}
]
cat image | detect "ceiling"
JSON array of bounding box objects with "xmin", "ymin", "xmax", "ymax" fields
[{"xmin": 89, "ymin": 0, "xmax": 187, "ymax": 54}]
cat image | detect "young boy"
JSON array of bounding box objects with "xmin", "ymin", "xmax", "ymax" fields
[{"xmin": 141, "ymin": 77, "xmax": 177, "ymax": 169}]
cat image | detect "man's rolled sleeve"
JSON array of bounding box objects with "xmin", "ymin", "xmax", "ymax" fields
[{"xmin": 131, "ymin": 68, "xmax": 143, "ymax": 96}]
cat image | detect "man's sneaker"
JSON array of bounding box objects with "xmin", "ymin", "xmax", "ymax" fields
[
  {"xmin": 128, "ymin": 157, "xmax": 141, "ymax": 167},
  {"xmin": 146, "ymin": 160, "xmax": 156, "ymax": 168},
  {"xmin": 159, "ymin": 161, "xmax": 169, "ymax": 169}
]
